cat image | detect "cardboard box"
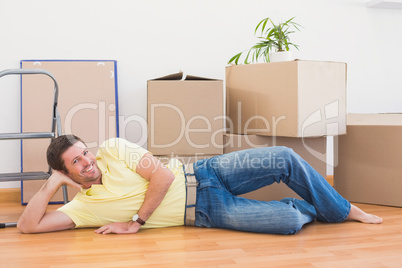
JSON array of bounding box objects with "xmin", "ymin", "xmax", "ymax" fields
[
  {"xmin": 226, "ymin": 60, "xmax": 347, "ymax": 137},
  {"xmin": 224, "ymin": 133, "xmax": 327, "ymax": 201},
  {"xmin": 148, "ymin": 72, "xmax": 224, "ymax": 155},
  {"xmin": 21, "ymin": 60, "xmax": 118, "ymax": 204},
  {"xmin": 334, "ymin": 114, "xmax": 402, "ymax": 207}
]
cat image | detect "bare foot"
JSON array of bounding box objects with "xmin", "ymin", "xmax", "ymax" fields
[{"xmin": 346, "ymin": 204, "xmax": 383, "ymax": 224}]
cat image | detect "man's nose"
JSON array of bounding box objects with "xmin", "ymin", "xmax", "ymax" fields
[{"xmin": 82, "ymin": 156, "xmax": 92, "ymax": 165}]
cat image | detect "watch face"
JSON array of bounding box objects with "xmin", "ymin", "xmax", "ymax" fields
[{"xmin": 132, "ymin": 214, "xmax": 139, "ymax": 221}]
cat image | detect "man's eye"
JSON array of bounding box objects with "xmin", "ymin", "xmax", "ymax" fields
[
  {"xmin": 83, "ymin": 150, "xmax": 88, "ymax": 155},
  {"xmin": 73, "ymin": 159, "xmax": 78, "ymax": 164}
]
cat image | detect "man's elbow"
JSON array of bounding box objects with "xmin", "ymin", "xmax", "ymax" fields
[
  {"xmin": 158, "ymin": 166, "xmax": 175, "ymax": 182},
  {"xmin": 17, "ymin": 219, "xmax": 38, "ymax": 234}
]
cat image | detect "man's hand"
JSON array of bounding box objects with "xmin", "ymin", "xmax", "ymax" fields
[
  {"xmin": 50, "ymin": 170, "xmax": 82, "ymax": 190},
  {"xmin": 94, "ymin": 221, "xmax": 140, "ymax": 235}
]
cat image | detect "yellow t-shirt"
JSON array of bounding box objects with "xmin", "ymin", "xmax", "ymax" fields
[{"xmin": 57, "ymin": 138, "xmax": 186, "ymax": 229}]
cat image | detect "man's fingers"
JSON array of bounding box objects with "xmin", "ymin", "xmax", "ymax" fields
[
  {"xmin": 95, "ymin": 225, "xmax": 108, "ymax": 234},
  {"xmin": 65, "ymin": 180, "xmax": 82, "ymax": 190},
  {"xmin": 51, "ymin": 170, "xmax": 83, "ymax": 190},
  {"xmin": 95, "ymin": 225, "xmax": 116, "ymax": 235},
  {"xmin": 70, "ymin": 181, "xmax": 83, "ymax": 190},
  {"xmin": 95, "ymin": 222, "xmax": 138, "ymax": 235},
  {"xmin": 101, "ymin": 228, "xmax": 112, "ymax": 234}
]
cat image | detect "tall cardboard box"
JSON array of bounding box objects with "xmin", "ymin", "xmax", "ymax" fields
[
  {"xmin": 20, "ymin": 60, "xmax": 119, "ymax": 204},
  {"xmin": 226, "ymin": 60, "xmax": 347, "ymax": 137},
  {"xmin": 224, "ymin": 133, "xmax": 327, "ymax": 201},
  {"xmin": 334, "ymin": 114, "xmax": 402, "ymax": 207},
  {"xmin": 148, "ymin": 72, "xmax": 224, "ymax": 155}
]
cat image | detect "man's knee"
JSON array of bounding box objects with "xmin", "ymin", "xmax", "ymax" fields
[
  {"xmin": 277, "ymin": 211, "xmax": 306, "ymax": 235},
  {"xmin": 277, "ymin": 198, "xmax": 315, "ymax": 234},
  {"xmin": 277, "ymin": 146, "xmax": 296, "ymax": 157}
]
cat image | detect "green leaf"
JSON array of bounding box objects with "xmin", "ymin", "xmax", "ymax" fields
[
  {"xmin": 228, "ymin": 52, "xmax": 242, "ymax": 65},
  {"xmin": 261, "ymin": 18, "xmax": 268, "ymax": 35},
  {"xmin": 255, "ymin": 18, "xmax": 268, "ymax": 35},
  {"xmin": 267, "ymin": 28, "xmax": 275, "ymax": 38},
  {"xmin": 284, "ymin": 17, "xmax": 296, "ymax": 25},
  {"xmin": 244, "ymin": 50, "xmax": 252, "ymax": 64}
]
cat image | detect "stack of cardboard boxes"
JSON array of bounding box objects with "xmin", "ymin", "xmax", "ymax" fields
[
  {"xmin": 147, "ymin": 60, "xmax": 348, "ymax": 202},
  {"xmin": 224, "ymin": 60, "xmax": 347, "ymax": 201}
]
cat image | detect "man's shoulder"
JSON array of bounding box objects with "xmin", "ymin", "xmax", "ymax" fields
[
  {"xmin": 100, "ymin": 137, "xmax": 126, "ymax": 148},
  {"xmin": 101, "ymin": 138, "xmax": 146, "ymax": 148},
  {"xmin": 98, "ymin": 138, "xmax": 149, "ymax": 160}
]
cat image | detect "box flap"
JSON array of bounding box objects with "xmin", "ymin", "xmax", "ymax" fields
[
  {"xmin": 348, "ymin": 113, "xmax": 402, "ymax": 126},
  {"xmin": 152, "ymin": 72, "xmax": 184, "ymax": 80},
  {"xmin": 185, "ymin": 74, "xmax": 218, "ymax": 80},
  {"xmin": 150, "ymin": 72, "xmax": 219, "ymax": 81}
]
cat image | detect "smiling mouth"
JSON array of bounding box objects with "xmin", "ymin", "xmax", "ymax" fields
[{"xmin": 83, "ymin": 164, "xmax": 94, "ymax": 173}]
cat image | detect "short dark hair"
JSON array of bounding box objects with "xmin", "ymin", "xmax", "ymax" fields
[{"xmin": 47, "ymin": 135, "xmax": 86, "ymax": 172}]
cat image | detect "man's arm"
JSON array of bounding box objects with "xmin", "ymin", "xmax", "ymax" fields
[
  {"xmin": 17, "ymin": 171, "xmax": 81, "ymax": 234},
  {"xmin": 95, "ymin": 153, "xmax": 175, "ymax": 234}
]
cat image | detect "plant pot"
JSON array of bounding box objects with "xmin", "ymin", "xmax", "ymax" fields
[{"xmin": 269, "ymin": 51, "xmax": 293, "ymax": 62}]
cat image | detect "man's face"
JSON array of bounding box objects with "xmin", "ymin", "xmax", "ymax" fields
[{"xmin": 61, "ymin": 141, "xmax": 101, "ymax": 187}]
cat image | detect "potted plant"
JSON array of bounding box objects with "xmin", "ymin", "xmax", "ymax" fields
[{"xmin": 228, "ymin": 17, "xmax": 302, "ymax": 64}]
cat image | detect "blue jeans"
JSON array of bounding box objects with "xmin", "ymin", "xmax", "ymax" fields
[{"xmin": 193, "ymin": 147, "xmax": 351, "ymax": 235}]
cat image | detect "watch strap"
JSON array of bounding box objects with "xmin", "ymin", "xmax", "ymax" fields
[{"xmin": 132, "ymin": 214, "xmax": 146, "ymax": 225}]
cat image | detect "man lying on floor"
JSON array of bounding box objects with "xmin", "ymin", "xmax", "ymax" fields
[{"xmin": 17, "ymin": 135, "xmax": 382, "ymax": 235}]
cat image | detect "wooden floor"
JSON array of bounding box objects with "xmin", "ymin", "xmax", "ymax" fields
[{"xmin": 1, "ymin": 188, "xmax": 402, "ymax": 267}]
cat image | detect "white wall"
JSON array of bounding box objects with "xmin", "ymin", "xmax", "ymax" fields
[{"xmin": 1, "ymin": 0, "xmax": 401, "ymax": 188}]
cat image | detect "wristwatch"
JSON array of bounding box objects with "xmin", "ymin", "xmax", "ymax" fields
[{"xmin": 132, "ymin": 214, "xmax": 146, "ymax": 225}]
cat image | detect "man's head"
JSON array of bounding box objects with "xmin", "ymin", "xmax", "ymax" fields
[
  {"xmin": 47, "ymin": 135, "xmax": 101, "ymax": 187},
  {"xmin": 47, "ymin": 135, "xmax": 86, "ymax": 173}
]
